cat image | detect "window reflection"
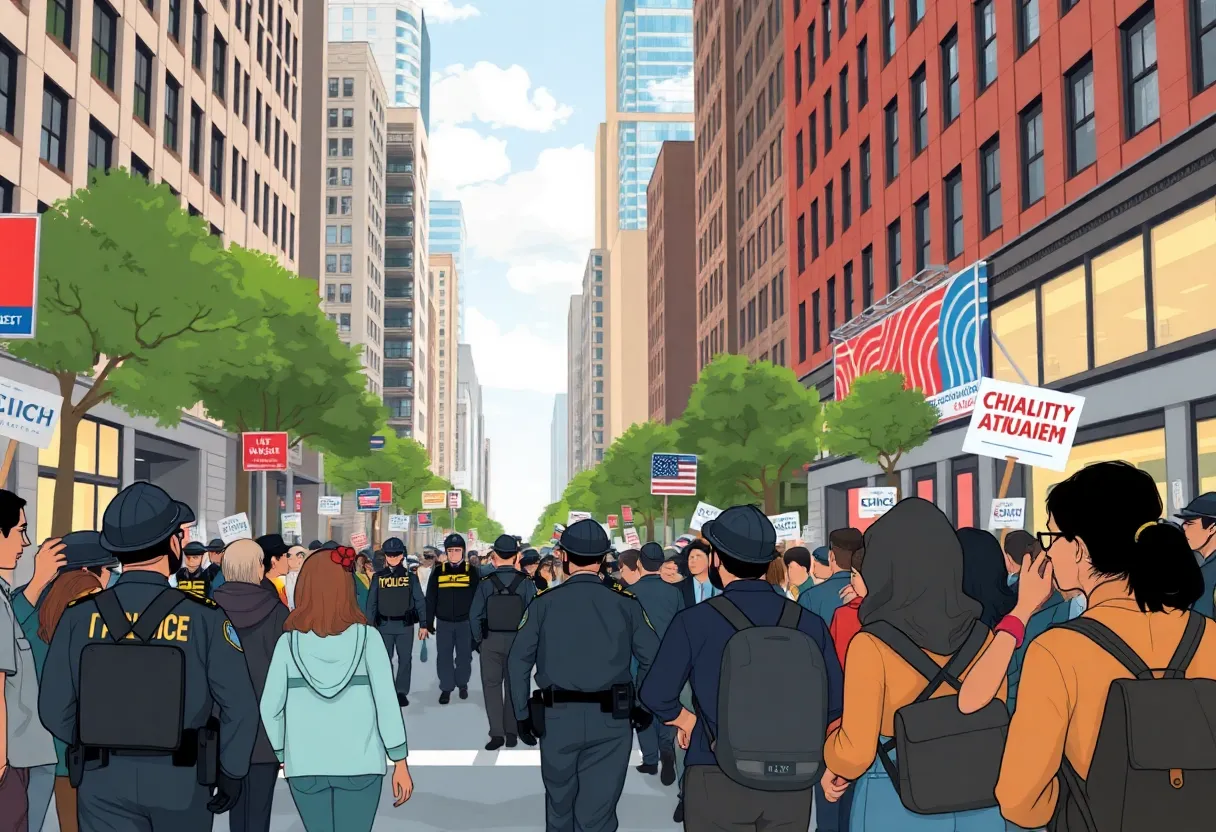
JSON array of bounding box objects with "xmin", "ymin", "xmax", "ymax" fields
[
  {"xmin": 1152, "ymin": 199, "xmax": 1216, "ymax": 347},
  {"xmin": 1197, "ymin": 419, "xmax": 1216, "ymax": 495},
  {"xmin": 1041, "ymin": 267, "xmax": 1088, "ymax": 382},
  {"xmin": 75, "ymin": 421, "xmax": 98, "ymax": 474},
  {"xmin": 1092, "ymin": 238, "xmax": 1147, "ymax": 365},
  {"xmin": 991, "ymin": 290, "xmax": 1039, "ymax": 384}
]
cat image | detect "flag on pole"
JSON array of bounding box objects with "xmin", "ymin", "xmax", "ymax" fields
[{"xmin": 651, "ymin": 453, "xmax": 697, "ymax": 496}]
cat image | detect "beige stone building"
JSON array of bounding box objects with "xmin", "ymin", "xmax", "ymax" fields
[
  {"xmin": 320, "ymin": 42, "xmax": 386, "ymax": 395},
  {"xmin": 428, "ymin": 252, "xmax": 457, "ymax": 480}
]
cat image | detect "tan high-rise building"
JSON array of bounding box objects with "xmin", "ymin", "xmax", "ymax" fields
[
  {"xmin": 567, "ymin": 250, "xmax": 607, "ymax": 477},
  {"xmin": 428, "ymin": 252, "xmax": 457, "ymax": 479},
  {"xmin": 320, "ymin": 42, "xmax": 387, "ymax": 395},
  {"xmin": 0, "ymin": 0, "xmax": 301, "ymax": 262},
  {"xmin": 382, "ymin": 107, "xmax": 429, "ymax": 447}
]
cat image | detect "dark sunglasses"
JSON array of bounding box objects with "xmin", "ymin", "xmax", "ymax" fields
[{"xmin": 1036, "ymin": 531, "xmax": 1066, "ymax": 551}]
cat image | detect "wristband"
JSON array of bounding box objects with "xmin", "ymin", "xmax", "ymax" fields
[{"xmin": 994, "ymin": 614, "xmax": 1026, "ymax": 649}]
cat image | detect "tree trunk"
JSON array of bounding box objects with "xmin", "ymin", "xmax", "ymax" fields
[
  {"xmin": 885, "ymin": 468, "xmax": 902, "ymax": 500},
  {"xmin": 51, "ymin": 408, "xmax": 82, "ymax": 537},
  {"xmin": 645, "ymin": 513, "xmax": 655, "ymax": 543},
  {"xmin": 763, "ymin": 480, "xmax": 779, "ymax": 515},
  {"xmin": 234, "ymin": 470, "xmax": 251, "ymax": 519}
]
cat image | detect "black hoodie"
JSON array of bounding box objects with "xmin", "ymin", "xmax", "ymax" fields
[{"xmin": 213, "ymin": 580, "xmax": 290, "ymax": 765}]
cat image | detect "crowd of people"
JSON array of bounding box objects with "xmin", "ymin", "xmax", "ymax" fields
[{"xmin": 1, "ymin": 458, "xmax": 1215, "ymax": 831}]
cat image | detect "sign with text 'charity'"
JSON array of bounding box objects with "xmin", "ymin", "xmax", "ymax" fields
[
  {"xmin": 218, "ymin": 513, "xmax": 251, "ymax": 544},
  {"xmin": 0, "ymin": 215, "xmax": 41, "ymax": 339},
  {"xmin": 0, "ymin": 375, "xmax": 61, "ymax": 449},
  {"xmin": 242, "ymin": 432, "xmax": 289, "ymax": 471},
  {"xmin": 962, "ymin": 377, "xmax": 1085, "ymax": 472},
  {"xmin": 857, "ymin": 487, "xmax": 898, "ymax": 518}
]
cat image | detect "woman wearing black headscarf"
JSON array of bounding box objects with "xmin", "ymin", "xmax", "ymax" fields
[
  {"xmin": 822, "ymin": 498, "xmax": 1006, "ymax": 831},
  {"xmin": 958, "ymin": 527, "xmax": 1019, "ymax": 629}
]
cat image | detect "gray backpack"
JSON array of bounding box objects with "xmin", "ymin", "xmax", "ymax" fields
[
  {"xmin": 695, "ymin": 595, "xmax": 828, "ymax": 792},
  {"xmin": 863, "ymin": 619, "xmax": 1009, "ymax": 814}
]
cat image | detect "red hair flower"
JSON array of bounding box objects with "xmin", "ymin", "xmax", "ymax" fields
[{"xmin": 330, "ymin": 546, "xmax": 358, "ymax": 571}]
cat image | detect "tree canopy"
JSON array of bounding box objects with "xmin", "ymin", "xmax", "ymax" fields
[
  {"xmin": 325, "ymin": 429, "xmax": 434, "ymax": 509},
  {"xmin": 591, "ymin": 420, "xmax": 693, "ymax": 540}
]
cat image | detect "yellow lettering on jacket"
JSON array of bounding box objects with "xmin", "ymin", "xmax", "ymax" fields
[
  {"xmin": 178, "ymin": 580, "xmax": 206, "ymax": 598},
  {"xmin": 87, "ymin": 611, "xmax": 191, "ymax": 642},
  {"xmin": 438, "ymin": 574, "xmax": 471, "ymax": 587},
  {"xmin": 379, "ymin": 577, "xmax": 411, "ymax": 588}
]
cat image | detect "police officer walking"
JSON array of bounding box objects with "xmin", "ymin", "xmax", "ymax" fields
[
  {"xmin": 469, "ymin": 534, "xmax": 537, "ymax": 750},
  {"xmin": 507, "ymin": 519, "xmax": 659, "ymax": 832},
  {"xmin": 424, "ymin": 533, "xmax": 480, "ymax": 703},
  {"xmin": 365, "ymin": 537, "xmax": 426, "ymax": 706},
  {"xmin": 38, "ymin": 482, "xmax": 259, "ymax": 831},
  {"xmin": 174, "ymin": 541, "xmax": 225, "ymax": 599},
  {"xmin": 1177, "ymin": 492, "xmax": 1216, "ymax": 617}
]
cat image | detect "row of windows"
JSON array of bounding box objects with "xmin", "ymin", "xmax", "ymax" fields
[{"xmin": 738, "ymin": 270, "xmax": 787, "ymax": 349}]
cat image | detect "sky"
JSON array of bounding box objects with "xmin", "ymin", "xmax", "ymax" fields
[{"xmin": 420, "ymin": 0, "xmax": 605, "ymax": 536}]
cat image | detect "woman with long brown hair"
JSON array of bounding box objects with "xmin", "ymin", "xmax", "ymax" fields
[{"xmin": 260, "ymin": 547, "xmax": 413, "ymax": 831}]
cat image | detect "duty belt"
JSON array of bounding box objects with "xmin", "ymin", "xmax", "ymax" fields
[
  {"xmin": 90, "ymin": 728, "xmax": 199, "ymax": 766},
  {"xmin": 537, "ymin": 688, "xmax": 616, "ymax": 708},
  {"xmin": 380, "ymin": 614, "xmax": 414, "ymax": 622}
]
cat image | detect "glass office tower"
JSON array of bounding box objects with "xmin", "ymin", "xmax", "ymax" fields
[
  {"xmin": 328, "ymin": 1, "xmax": 431, "ymax": 133},
  {"xmin": 430, "ymin": 200, "xmax": 466, "ymax": 338}
]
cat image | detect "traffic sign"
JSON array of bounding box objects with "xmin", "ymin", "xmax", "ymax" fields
[
  {"xmin": 370, "ymin": 435, "xmax": 385, "ymax": 451},
  {"xmin": 0, "ymin": 215, "xmax": 41, "ymax": 339}
]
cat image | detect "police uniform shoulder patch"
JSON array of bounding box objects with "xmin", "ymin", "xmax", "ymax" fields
[
  {"xmin": 178, "ymin": 592, "xmax": 218, "ymax": 608},
  {"xmin": 223, "ymin": 620, "xmax": 243, "ymax": 652},
  {"xmin": 66, "ymin": 589, "xmax": 101, "ymax": 609},
  {"xmin": 517, "ymin": 609, "xmax": 529, "ymax": 630},
  {"xmin": 611, "ymin": 582, "xmax": 635, "ymax": 598}
]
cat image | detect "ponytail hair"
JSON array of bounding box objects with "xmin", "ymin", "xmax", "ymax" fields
[{"xmin": 1046, "ymin": 461, "xmax": 1203, "ymax": 613}]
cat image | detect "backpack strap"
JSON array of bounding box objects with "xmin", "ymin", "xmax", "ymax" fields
[
  {"xmin": 92, "ymin": 590, "xmax": 134, "ymax": 644},
  {"xmin": 1054, "ymin": 618, "xmax": 1152, "ymax": 679},
  {"xmin": 861, "ymin": 621, "xmax": 950, "ymax": 690},
  {"xmin": 705, "ymin": 595, "xmax": 755, "ymax": 632},
  {"xmin": 507, "ymin": 574, "xmax": 525, "ymax": 594},
  {"xmin": 777, "ymin": 598, "xmax": 802, "ymax": 629},
  {"xmin": 488, "ymin": 573, "xmax": 507, "ymax": 594},
  {"xmin": 1164, "ymin": 611, "xmax": 1207, "ymax": 679},
  {"xmin": 1054, "ymin": 753, "xmax": 1100, "ymax": 832},
  {"xmin": 130, "ymin": 590, "xmax": 188, "ymax": 643}
]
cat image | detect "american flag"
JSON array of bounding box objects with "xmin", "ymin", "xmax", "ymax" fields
[{"xmin": 651, "ymin": 454, "xmax": 697, "ymax": 496}]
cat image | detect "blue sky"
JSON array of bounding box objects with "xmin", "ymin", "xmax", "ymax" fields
[{"xmin": 422, "ymin": 0, "xmax": 604, "ymax": 535}]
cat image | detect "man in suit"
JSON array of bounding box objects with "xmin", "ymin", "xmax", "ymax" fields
[{"xmin": 683, "ymin": 539, "xmax": 719, "ymax": 604}]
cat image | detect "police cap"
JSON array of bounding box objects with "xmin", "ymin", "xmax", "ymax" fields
[
  {"xmin": 382, "ymin": 538, "xmax": 406, "ymax": 556},
  {"xmin": 1177, "ymin": 492, "xmax": 1216, "ymax": 521},
  {"xmin": 493, "ymin": 534, "xmax": 520, "ymax": 555},
  {"xmin": 443, "ymin": 533, "xmax": 466, "ymax": 551},
  {"xmin": 323, "ymin": 540, "xmax": 340, "ymax": 549},
  {"xmin": 206, "ymin": 538, "xmax": 226, "ymax": 553},
  {"xmin": 100, "ymin": 482, "xmax": 187, "ymax": 553},
  {"xmin": 702, "ymin": 504, "xmax": 778, "ymax": 564},
  {"xmin": 558, "ymin": 518, "xmax": 612, "ymax": 559},
  {"xmin": 176, "ymin": 501, "xmax": 196, "ymax": 526},
  {"xmin": 256, "ymin": 534, "xmax": 291, "ymax": 558},
  {"xmin": 60, "ymin": 531, "xmax": 120, "ymax": 571},
  {"xmin": 639, "ymin": 541, "xmax": 666, "ymax": 570},
  {"xmin": 308, "ymin": 539, "xmax": 324, "ymax": 550},
  {"xmin": 520, "ymin": 549, "xmax": 540, "ymax": 567},
  {"xmin": 811, "ymin": 545, "xmax": 831, "ymax": 566},
  {"xmin": 183, "ymin": 541, "xmax": 207, "ymax": 557}
]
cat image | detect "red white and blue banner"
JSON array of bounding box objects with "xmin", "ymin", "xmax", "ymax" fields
[
  {"xmin": 651, "ymin": 453, "xmax": 697, "ymax": 496},
  {"xmin": 0, "ymin": 215, "xmax": 41, "ymax": 339}
]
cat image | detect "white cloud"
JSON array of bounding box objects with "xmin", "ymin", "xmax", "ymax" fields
[
  {"xmin": 481, "ymin": 389, "xmax": 556, "ymax": 536},
  {"xmin": 419, "ymin": 0, "xmax": 480, "ymax": 23},
  {"xmin": 505, "ymin": 259, "xmax": 585, "ymax": 294},
  {"xmin": 645, "ymin": 70, "xmax": 694, "ymax": 113},
  {"xmin": 428, "ymin": 126, "xmax": 511, "ymax": 194},
  {"xmin": 465, "ymin": 307, "xmax": 567, "ymax": 395},
  {"xmin": 433, "ymin": 62, "xmax": 574, "ymax": 132}
]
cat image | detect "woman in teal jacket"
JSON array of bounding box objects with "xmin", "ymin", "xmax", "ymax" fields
[{"xmin": 261, "ymin": 547, "xmax": 414, "ymax": 831}]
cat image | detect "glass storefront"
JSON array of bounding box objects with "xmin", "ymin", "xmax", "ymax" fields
[
  {"xmin": 1152, "ymin": 199, "xmax": 1216, "ymax": 347},
  {"xmin": 1197, "ymin": 418, "xmax": 1216, "ymax": 495},
  {"xmin": 1092, "ymin": 238, "xmax": 1147, "ymax": 366},
  {"xmin": 1041, "ymin": 267, "xmax": 1088, "ymax": 383},
  {"xmin": 36, "ymin": 418, "xmax": 121, "ymax": 541},
  {"xmin": 991, "ymin": 289, "xmax": 1037, "ymax": 384}
]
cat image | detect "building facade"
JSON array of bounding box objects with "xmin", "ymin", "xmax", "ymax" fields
[
  {"xmin": 326, "ymin": 0, "xmax": 430, "ymax": 128},
  {"xmin": 430, "ymin": 199, "xmax": 466, "ymax": 337},
  {"xmin": 567, "ymin": 250, "xmax": 609, "ymax": 475},
  {"xmin": 383, "ymin": 107, "xmax": 429, "ymax": 443},
  {"xmin": 551, "ymin": 393, "xmax": 569, "ymax": 501},
  {"xmin": 429, "ymin": 252, "xmax": 458, "ymax": 479},
  {"xmin": 566, "ymin": 292, "xmax": 586, "ymax": 478},
  {"xmin": 321, "ymin": 42, "xmax": 387, "ymax": 395},
  {"xmin": 647, "ymin": 140, "xmax": 697, "ymax": 423},
  {"xmin": 796, "ymin": 0, "xmax": 1216, "ymax": 545},
  {"xmin": 455, "ymin": 343, "xmax": 485, "ymax": 503}
]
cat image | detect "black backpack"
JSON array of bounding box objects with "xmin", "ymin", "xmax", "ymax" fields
[
  {"xmin": 1048, "ymin": 613, "xmax": 1216, "ymax": 832},
  {"xmin": 78, "ymin": 588, "xmax": 188, "ymax": 752},
  {"xmin": 486, "ymin": 573, "xmax": 526, "ymax": 633},
  {"xmin": 695, "ymin": 595, "xmax": 828, "ymax": 792},
  {"xmin": 863, "ymin": 619, "xmax": 1009, "ymax": 814}
]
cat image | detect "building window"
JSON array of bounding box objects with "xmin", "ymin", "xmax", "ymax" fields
[
  {"xmin": 884, "ymin": 98, "xmax": 899, "ymax": 182},
  {"xmin": 991, "ymin": 290, "xmax": 1039, "ymax": 384},
  {"xmin": 1021, "ymin": 102, "xmax": 1045, "ymax": 208},
  {"xmin": 796, "ymin": 130, "xmax": 804, "ymax": 186},
  {"xmin": 164, "ymin": 74, "xmax": 181, "ymax": 152},
  {"xmin": 976, "ymin": 0, "xmax": 998, "ymax": 92},
  {"xmin": 945, "ymin": 167, "xmax": 963, "ymax": 261},
  {"xmin": 1093, "ymin": 237, "xmax": 1147, "ymax": 366},
  {"xmin": 343, "ymin": 77, "xmax": 354, "ymax": 96},
  {"xmin": 209, "ymin": 127, "xmax": 225, "ymax": 196},
  {"xmin": 1123, "ymin": 10, "xmax": 1159, "ymax": 136},
  {"xmin": 887, "ymin": 220, "xmax": 902, "ymax": 290},
  {"xmin": 981, "ymin": 138, "xmax": 1001, "ymax": 235},
  {"xmin": 942, "ymin": 29, "xmax": 960, "ymax": 125},
  {"xmin": 40, "ymin": 82, "xmax": 69, "ymax": 172},
  {"xmin": 168, "ymin": 0, "xmax": 181, "ymax": 41},
  {"xmin": 857, "ymin": 37, "xmax": 869, "ymax": 107},
  {"xmin": 795, "ymin": 46, "xmax": 803, "ymax": 102},
  {"xmin": 1196, "ymin": 0, "xmax": 1216, "ymax": 91},
  {"xmin": 192, "ymin": 2, "xmax": 206, "ymax": 71},
  {"xmin": 911, "ymin": 66, "xmax": 928, "ymax": 155},
  {"xmin": 841, "ymin": 161, "xmax": 852, "ymax": 230},
  {"xmin": 130, "ymin": 154, "xmax": 150, "ymax": 181},
  {"xmin": 35, "ymin": 419, "xmax": 121, "ymax": 542},
  {"xmin": 882, "ymin": 0, "xmax": 897, "ymax": 63},
  {"xmin": 862, "ymin": 246, "xmax": 874, "ymax": 308},
  {"xmin": 822, "ymin": 0, "xmax": 832, "ymax": 57},
  {"xmin": 860, "ymin": 138, "xmax": 872, "ymax": 211},
  {"xmin": 212, "ymin": 32, "xmax": 227, "ymax": 100},
  {"xmin": 87, "ymin": 118, "xmax": 112, "ymax": 172},
  {"xmin": 1018, "ymin": 0, "xmax": 1039, "ymax": 53},
  {"xmin": 827, "ymin": 277, "xmax": 838, "ymax": 336},
  {"xmin": 825, "ymin": 183, "xmax": 835, "ymax": 246},
  {"xmin": 824, "ymin": 89, "xmax": 833, "ymax": 152},
  {"xmin": 839, "ymin": 67, "xmax": 849, "ymax": 132},
  {"xmin": 133, "ymin": 41, "xmax": 153, "ymax": 125},
  {"xmin": 809, "ymin": 110, "xmax": 818, "ymax": 170},
  {"xmin": 812, "ymin": 290, "xmax": 822, "ymax": 353},
  {"xmin": 47, "ymin": 0, "xmax": 73, "ymax": 48},
  {"xmin": 1153, "ymin": 198, "xmax": 1216, "ymax": 346},
  {"xmin": 92, "ymin": 0, "xmax": 118, "ymax": 89},
  {"xmin": 797, "ymin": 213, "xmax": 806, "ymax": 273},
  {"xmin": 327, "ymin": 77, "xmax": 338, "ymax": 97},
  {"xmin": 1, "ymin": 38, "xmax": 18, "ymax": 136},
  {"xmin": 798, "ymin": 301, "xmax": 807, "ymax": 362},
  {"xmin": 342, "ymin": 108, "xmax": 354, "ymax": 127},
  {"xmin": 1067, "ymin": 57, "xmax": 1096, "ymax": 176},
  {"xmin": 843, "ymin": 261, "xmax": 855, "ymax": 319},
  {"xmin": 1041, "ymin": 266, "xmax": 1088, "ymax": 382},
  {"xmin": 914, "ymin": 197, "xmax": 930, "ymax": 271},
  {"xmin": 808, "ymin": 22, "xmax": 817, "ymax": 84},
  {"xmin": 189, "ymin": 103, "xmax": 204, "ymax": 175},
  {"xmin": 811, "ymin": 200, "xmax": 820, "ymax": 259}
]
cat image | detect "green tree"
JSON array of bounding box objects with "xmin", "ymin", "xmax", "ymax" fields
[
  {"xmin": 594, "ymin": 421, "xmax": 692, "ymax": 542},
  {"xmin": 326, "ymin": 430, "xmax": 434, "ymax": 512},
  {"xmin": 824, "ymin": 371, "xmax": 940, "ymax": 498},
  {"xmin": 530, "ymin": 500, "xmax": 567, "ymax": 547},
  {"xmin": 191, "ymin": 247, "xmax": 384, "ymax": 513},
  {"xmin": 5, "ymin": 172, "xmax": 263, "ymax": 535},
  {"xmin": 679, "ymin": 355, "xmax": 825, "ymax": 514}
]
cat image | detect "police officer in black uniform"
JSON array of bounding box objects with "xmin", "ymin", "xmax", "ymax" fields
[
  {"xmin": 469, "ymin": 534, "xmax": 538, "ymax": 750},
  {"xmin": 175, "ymin": 541, "xmax": 224, "ymax": 599},
  {"xmin": 38, "ymin": 482, "xmax": 258, "ymax": 831},
  {"xmin": 424, "ymin": 532, "xmax": 480, "ymax": 703},
  {"xmin": 507, "ymin": 519, "xmax": 660, "ymax": 832},
  {"xmin": 365, "ymin": 536, "xmax": 426, "ymax": 706}
]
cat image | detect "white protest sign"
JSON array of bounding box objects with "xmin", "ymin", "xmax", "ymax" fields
[
  {"xmin": 767, "ymin": 512, "xmax": 801, "ymax": 542},
  {"xmin": 988, "ymin": 498, "xmax": 1026, "ymax": 530},
  {"xmin": 467, "ymin": 529, "xmax": 478, "ymax": 549},
  {"xmin": 623, "ymin": 527, "xmax": 641, "ymax": 547},
  {"xmin": 0, "ymin": 375, "xmax": 63, "ymax": 449},
  {"xmin": 689, "ymin": 502, "xmax": 722, "ymax": 532},
  {"xmin": 317, "ymin": 495, "xmax": 342, "ymax": 515},
  {"xmin": 186, "ymin": 520, "xmax": 207, "ymax": 544},
  {"xmin": 858, "ymin": 487, "xmax": 898, "ymax": 518},
  {"xmin": 350, "ymin": 531, "xmax": 369, "ymax": 550},
  {"xmin": 218, "ymin": 513, "xmax": 252, "ymax": 544},
  {"xmin": 281, "ymin": 513, "xmax": 302, "ymax": 536},
  {"xmin": 961, "ymin": 377, "xmax": 1085, "ymax": 472},
  {"xmin": 568, "ymin": 510, "xmax": 592, "ymax": 524},
  {"xmin": 389, "ymin": 514, "xmax": 410, "ymax": 532}
]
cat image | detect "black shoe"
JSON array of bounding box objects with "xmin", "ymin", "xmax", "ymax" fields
[
  {"xmin": 459, "ymin": 687, "xmax": 469, "ymax": 699},
  {"xmin": 673, "ymin": 799, "xmax": 684, "ymax": 823},
  {"xmin": 439, "ymin": 691, "xmax": 451, "ymax": 705},
  {"xmin": 518, "ymin": 730, "xmax": 537, "ymax": 747},
  {"xmin": 485, "ymin": 736, "xmax": 505, "ymax": 751},
  {"xmin": 636, "ymin": 763, "xmax": 658, "ymax": 775},
  {"xmin": 505, "ymin": 734, "xmax": 518, "ymax": 748},
  {"xmin": 397, "ymin": 693, "xmax": 409, "ymax": 707},
  {"xmin": 660, "ymin": 752, "xmax": 676, "ymax": 786}
]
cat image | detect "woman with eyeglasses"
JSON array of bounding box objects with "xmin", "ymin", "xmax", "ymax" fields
[{"xmin": 975, "ymin": 461, "xmax": 1216, "ymax": 830}]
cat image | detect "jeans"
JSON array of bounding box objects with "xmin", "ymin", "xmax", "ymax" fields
[
  {"xmin": 26, "ymin": 764, "xmax": 54, "ymax": 832},
  {"xmin": 288, "ymin": 774, "xmax": 382, "ymax": 832},
  {"xmin": 230, "ymin": 763, "xmax": 279, "ymax": 832}
]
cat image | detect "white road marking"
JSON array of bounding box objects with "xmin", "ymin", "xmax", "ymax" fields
[
  {"xmin": 277, "ymin": 748, "xmax": 644, "ymax": 776},
  {"xmin": 494, "ymin": 749, "xmax": 542, "ymax": 766}
]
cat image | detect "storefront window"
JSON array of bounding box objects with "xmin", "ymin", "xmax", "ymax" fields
[
  {"xmin": 1196, "ymin": 418, "xmax": 1216, "ymax": 495},
  {"xmin": 1092, "ymin": 237, "xmax": 1147, "ymax": 366},
  {"xmin": 1041, "ymin": 267, "xmax": 1088, "ymax": 383},
  {"xmin": 1151, "ymin": 198, "xmax": 1216, "ymax": 347},
  {"xmin": 36, "ymin": 419, "xmax": 122, "ymax": 541},
  {"xmin": 917, "ymin": 479, "xmax": 935, "ymax": 500},
  {"xmin": 846, "ymin": 487, "xmax": 879, "ymax": 533},
  {"xmin": 991, "ymin": 290, "xmax": 1039, "ymax": 384},
  {"xmin": 952, "ymin": 457, "xmax": 979, "ymax": 528}
]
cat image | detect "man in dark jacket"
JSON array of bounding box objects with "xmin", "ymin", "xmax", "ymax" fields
[
  {"xmin": 212, "ymin": 539, "xmax": 290, "ymax": 832},
  {"xmin": 255, "ymin": 533, "xmax": 291, "ymax": 605},
  {"xmin": 425, "ymin": 533, "xmax": 480, "ymax": 703}
]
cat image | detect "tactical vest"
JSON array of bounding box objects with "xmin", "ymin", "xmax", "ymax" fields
[
  {"xmin": 175, "ymin": 567, "xmax": 213, "ymax": 599},
  {"xmin": 377, "ymin": 571, "xmax": 413, "ymax": 618}
]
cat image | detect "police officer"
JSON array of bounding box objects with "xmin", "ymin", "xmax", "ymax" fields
[
  {"xmin": 365, "ymin": 537, "xmax": 426, "ymax": 706},
  {"xmin": 470, "ymin": 534, "xmax": 538, "ymax": 750},
  {"xmin": 619, "ymin": 542, "xmax": 685, "ymax": 785},
  {"xmin": 174, "ymin": 541, "xmax": 225, "ymax": 599},
  {"xmin": 424, "ymin": 532, "xmax": 480, "ymax": 703},
  {"xmin": 1177, "ymin": 493, "xmax": 1216, "ymax": 617},
  {"xmin": 39, "ymin": 482, "xmax": 258, "ymax": 830},
  {"xmin": 520, "ymin": 548, "xmax": 541, "ymax": 582},
  {"xmin": 507, "ymin": 519, "xmax": 659, "ymax": 832}
]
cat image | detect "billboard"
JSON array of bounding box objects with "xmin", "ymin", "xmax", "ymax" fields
[{"xmin": 833, "ymin": 262, "xmax": 990, "ymax": 423}]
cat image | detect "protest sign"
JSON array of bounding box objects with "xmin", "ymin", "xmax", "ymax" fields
[
  {"xmin": 355, "ymin": 489, "xmax": 381, "ymax": 512},
  {"xmin": 607, "ymin": 514, "xmax": 619, "ymax": 529},
  {"xmin": 962, "ymin": 378, "xmax": 1085, "ymax": 473},
  {"xmin": 0, "ymin": 375, "xmax": 62, "ymax": 450},
  {"xmin": 621, "ymin": 506, "xmax": 634, "ymax": 524},
  {"xmin": 421, "ymin": 491, "xmax": 447, "ymax": 510},
  {"xmin": 350, "ymin": 532, "xmax": 368, "ymax": 549},
  {"xmin": 623, "ymin": 527, "xmax": 641, "ymax": 547},
  {"xmin": 281, "ymin": 513, "xmax": 302, "ymax": 536},
  {"xmin": 242, "ymin": 432, "xmax": 289, "ymax": 471},
  {"xmin": 568, "ymin": 510, "xmax": 592, "ymax": 524},
  {"xmin": 447, "ymin": 491, "xmax": 462, "ymax": 510},
  {"xmin": 218, "ymin": 513, "xmax": 251, "ymax": 544},
  {"xmin": 389, "ymin": 514, "xmax": 410, "ymax": 532},
  {"xmin": 417, "ymin": 512, "xmax": 433, "ymax": 527},
  {"xmin": 689, "ymin": 502, "xmax": 722, "ymax": 532},
  {"xmin": 989, "ymin": 498, "xmax": 1026, "ymax": 530},
  {"xmin": 767, "ymin": 512, "xmax": 801, "ymax": 542},
  {"xmin": 317, "ymin": 495, "xmax": 342, "ymax": 515},
  {"xmin": 858, "ymin": 487, "xmax": 898, "ymax": 518}
]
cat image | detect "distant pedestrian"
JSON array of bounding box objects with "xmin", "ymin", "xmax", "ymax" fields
[{"xmin": 1176, "ymin": 492, "xmax": 1216, "ymax": 617}]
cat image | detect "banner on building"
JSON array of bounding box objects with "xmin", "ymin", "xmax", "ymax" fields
[
  {"xmin": 857, "ymin": 487, "xmax": 898, "ymax": 519},
  {"xmin": 317, "ymin": 495, "xmax": 342, "ymax": 515},
  {"xmin": 218, "ymin": 513, "xmax": 252, "ymax": 544},
  {"xmin": 961, "ymin": 377, "xmax": 1086, "ymax": 472},
  {"xmin": 0, "ymin": 215, "xmax": 41, "ymax": 339}
]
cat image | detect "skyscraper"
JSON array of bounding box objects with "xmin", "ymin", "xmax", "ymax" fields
[
  {"xmin": 551, "ymin": 394, "xmax": 569, "ymax": 502},
  {"xmin": 430, "ymin": 201, "xmax": 467, "ymax": 338},
  {"xmin": 327, "ymin": 1, "xmax": 431, "ymax": 132},
  {"xmin": 456, "ymin": 345, "xmax": 486, "ymax": 504},
  {"xmin": 429, "ymin": 253, "xmax": 459, "ymax": 479}
]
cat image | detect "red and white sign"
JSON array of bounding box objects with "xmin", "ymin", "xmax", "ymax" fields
[
  {"xmin": 350, "ymin": 532, "xmax": 369, "ymax": 550},
  {"xmin": 961, "ymin": 378, "xmax": 1085, "ymax": 472},
  {"xmin": 242, "ymin": 432, "xmax": 289, "ymax": 471},
  {"xmin": 417, "ymin": 511, "xmax": 433, "ymax": 527},
  {"xmin": 370, "ymin": 481, "xmax": 393, "ymax": 505},
  {"xmin": 607, "ymin": 514, "xmax": 619, "ymax": 529},
  {"xmin": 621, "ymin": 506, "xmax": 633, "ymax": 524},
  {"xmin": 0, "ymin": 215, "xmax": 41, "ymax": 339},
  {"xmin": 447, "ymin": 490, "xmax": 462, "ymax": 510},
  {"xmin": 294, "ymin": 490, "xmax": 302, "ymax": 512},
  {"xmin": 623, "ymin": 527, "xmax": 641, "ymax": 547}
]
